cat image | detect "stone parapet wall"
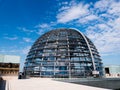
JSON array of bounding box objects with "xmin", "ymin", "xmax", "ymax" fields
[
  {"xmin": 105, "ymin": 74, "xmax": 120, "ymax": 78},
  {"xmin": 0, "ymin": 63, "xmax": 19, "ymax": 76}
]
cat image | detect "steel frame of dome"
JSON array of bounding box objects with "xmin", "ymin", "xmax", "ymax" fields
[{"xmin": 24, "ymin": 28, "xmax": 103, "ymax": 78}]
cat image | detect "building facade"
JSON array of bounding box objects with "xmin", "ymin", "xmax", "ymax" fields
[
  {"xmin": 104, "ymin": 65, "xmax": 120, "ymax": 78},
  {"xmin": 24, "ymin": 28, "xmax": 103, "ymax": 78},
  {"xmin": 0, "ymin": 54, "xmax": 20, "ymax": 76}
]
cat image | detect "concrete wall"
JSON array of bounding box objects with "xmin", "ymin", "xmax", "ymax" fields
[
  {"xmin": 0, "ymin": 54, "xmax": 20, "ymax": 63},
  {"xmin": 104, "ymin": 65, "xmax": 120, "ymax": 78}
]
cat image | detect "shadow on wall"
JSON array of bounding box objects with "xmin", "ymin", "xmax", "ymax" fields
[{"xmin": 0, "ymin": 79, "xmax": 6, "ymax": 90}]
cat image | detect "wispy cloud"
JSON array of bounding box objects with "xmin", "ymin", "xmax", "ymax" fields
[
  {"xmin": 35, "ymin": 23, "xmax": 50, "ymax": 28},
  {"xmin": 0, "ymin": 46, "xmax": 31, "ymax": 55},
  {"xmin": 22, "ymin": 46, "xmax": 31, "ymax": 54},
  {"xmin": 57, "ymin": 0, "xmax": 120, "ymax": 56},
  {"xmin": 57, "ymin": 2, "xmax": 89, "ymax": 23},
  {"xmin": 4, "ymin": 36, "xmax": 18, "ymax": 40},
  {"xmin": 23, "ymin": 37, "xmax": 33, "ymax": 43},
  {"xmin": 78, "ymin": 15, "xmax": 98, "ymax": 24},
  {"xmin": 86, "ymin": 0, "xmax": 120, "ymax": 55},
  {"xmin": 35, "ymin": 23, "xmax": 54, "ymax": 35},
  {"xmin": 18, "ymin": 27, "xmax": 35, "ymax": 33}
]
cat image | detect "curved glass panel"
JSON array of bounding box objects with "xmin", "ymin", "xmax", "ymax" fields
[{"xmin": 24, "ymin": 28, "xmax": 103, "ymax": 78}]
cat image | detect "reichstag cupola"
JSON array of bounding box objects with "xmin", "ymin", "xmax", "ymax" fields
[{"xmin": 24, "ymin": 28, "xmax": 103, "ymax": 78}]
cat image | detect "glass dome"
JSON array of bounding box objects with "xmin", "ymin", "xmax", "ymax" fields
[{"xmin": 24, "ymin": 28, "xmax": 103, "ymax": 78}]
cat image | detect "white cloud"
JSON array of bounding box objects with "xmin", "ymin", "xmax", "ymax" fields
[
  {"xmin": 94, "ymin": 0, "xmax": 110, "ymax": 12},
  {"xmin": 4, "ymin": 36, "xmax": 18, "ymax": 40},
  {"xmin": 58, "ymin": 6, "xmax": 70, "ymax": 11},
  {"xmin": 86, "ymin": 22, "xmax": 120, "ymax": 55},
  {"xmin": 37, "ymin": 29, "xmax": 46, "ymax": 35},
  {"xmin": 84, "ymin": 15, "xmax": 98, "ymax": 21},
  {"xmin": 22, "ymin": 46, "xmax": 31, "ymax": 54},
  {"xmin": 35, "ymin": 23, "xmax": 50, "ymax": 28},
  {"xmin": 78, "ymin": 14, "xmax": 98, "ymax": 23},
  {"xmin": 57, "ymin": 0, "xmax": 120, "ymax": 56},
  {"xmin": 57, "ymin": 3, "xmax": 89, "ymax": 23},
  {"xmin": 35, "ymin": 23, "xmax": 54, "ymax": 35},
  {"xmin": 0, "ymin": 49, "xmax": 21, "ymax": 55},
  {"xmin": 108, "ymin": 4, "xmax": 120, "ymax": 15},
  {"xmin": 0, "ymin": 49, "xmax": 6, "ymax": 53},
  {"xmin": 18, "ymin": 27, "xmax": 35, "ymax": 33},
  {"xmin": 23, "ymin": 37, "xmax": 33, "ymax": 43},
  {"xmin": 0, "ymin": 46, "xmax": 31, "ymax": 55},
  {"xmin": 90, "ymin": 0, "xmax": 120, "ymax": 55},
  {"xmin": 61, "ymin": 1, "xmax": 68, "ymax": 5}
]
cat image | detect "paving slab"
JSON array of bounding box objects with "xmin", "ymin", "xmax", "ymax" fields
[{"xmin": 6, "ymin": 78, "xmax": 109, "ymax": 90}]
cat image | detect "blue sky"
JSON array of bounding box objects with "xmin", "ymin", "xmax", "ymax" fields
[{"xmin": 0, "ymin": 0, "xmax": 120, "ymax": 70}]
